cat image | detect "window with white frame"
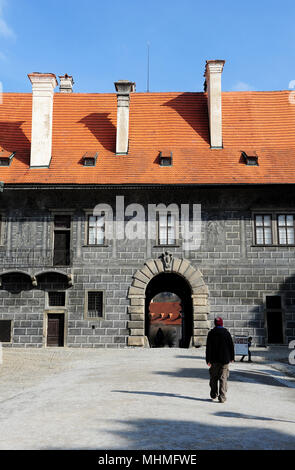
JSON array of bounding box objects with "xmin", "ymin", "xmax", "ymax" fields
[
  {"xmin": 254, "ymin": 214, "xmax": 272, "ymax": 245},
  {"xmin": 158, "ymin": 213, "xmax": 177, "ymax": 245},
  {"xmin": 277, "ymin": 214, "xmax": 295, "ymax": 245},
  {"xmin": 88, "ymin": 214, "xmax": 105, "ymax": 245},
  {"xmin": 253, "ymin": 212, "xmax": 295, "ymax": 245}
]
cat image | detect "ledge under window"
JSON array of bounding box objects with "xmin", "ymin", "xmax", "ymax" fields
[
  {"xmin": 153, "ymin": 244, "xmax": 180, "ymax": 248},
  {"xmin": 83, "ymin": 244, "xmax": 109, "ymax": 247},
  {"xmin": 251, "ymin": 244, "xmax": 295, "ymax": 247}
]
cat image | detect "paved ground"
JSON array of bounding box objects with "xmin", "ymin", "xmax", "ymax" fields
[{"xmin": 0, "ymin": 347, "xmax": 294, "ymax": 450}]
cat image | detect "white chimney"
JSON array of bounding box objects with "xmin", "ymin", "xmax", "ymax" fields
[
  {"xmin": 59, "ymin": 74, "xmax": 74, "ymax": 93},
  {"xmin": 114, "ymin": 80, "xmax": 135, "ymax": 155},
  {"xmin": 28, "ymin": 73, "xmax": 58, "ymax": 167},
  {"xmin": 204, "ymin": 60, "xmax": 225, "ymax": 149}
]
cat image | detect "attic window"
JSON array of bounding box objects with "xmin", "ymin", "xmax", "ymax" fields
[
  {"xmin": 242, "ymin": 151, "xmax": 258, "ymax": 166},
  {"xmin": 82, "ymin": 152, "xmax": 98, "ymax": 167},
  {"xmin": 159, "ymin": 151, "xmax": 173, "ymax": 167},
  {"xmin": 0, "ymin": 150, "xmax": 15, "ymax": 166}
]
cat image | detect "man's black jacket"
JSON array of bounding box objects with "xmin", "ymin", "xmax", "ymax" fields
[{"xmin": 206, "ymin": 327, "xmax": 235, "ymax": 365}]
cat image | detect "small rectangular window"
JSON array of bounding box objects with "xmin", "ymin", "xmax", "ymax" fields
[
  {"xmin": 0, "ymin": 320, "xmax": 12, "ymax": 342},
  {"xmin": 242, "ymin": 151, "xmax": 258, "ymax": 166},
  {"xmin": 277, "ymin": 214, "xmax": 295, "ymax": 245},
  {"xmin": 88, "ymin": 214, "xmax": 105, "ymax": 245},
  {"xmin": 254, "ymin": 214, "xmax": 272, "ymax": 245},
  {"xmin": 87, "ymin": 291, "xmax": 103, "ymax": 318},
  {"xmin": 0, "ymin": 150, "xmax": 14, "ymax": 166},
  {"xmin": 159, "ymin": 151, "xmax": 173, "ymax": 166},
  {"xmin": 82, "ymin": 152, "xmax": 98, "ymax": 167},
  {"xmin": 84, "ymin": 158, "xmax": 95, "ymax": 166},
  {"xmin": 0, "ymin": 159, "xmax": 10, "ymax": 166},
  {"xmin": 48, "ymin": 291, "xmax": 66, "ymax": 307}
]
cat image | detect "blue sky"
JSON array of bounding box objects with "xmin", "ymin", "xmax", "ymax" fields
[{"xmin": 0, "ymin": 0, "xmax": 295, "ymax": 93}]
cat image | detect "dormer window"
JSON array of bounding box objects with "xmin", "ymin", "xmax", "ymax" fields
[
  {"xmin": 159, "ymin": 151, "xmax": 173, "ymax": 167},
  {"xmin": 0, "ymin": 150, "xmax": 15, "ymax": 166},
  {"xmin": 82, "ymin": 152, "xmax": 98, "ymax": 167},
  {"xmin": 242, "ymin": 151, "xmax": 258, "ymax": 166}
]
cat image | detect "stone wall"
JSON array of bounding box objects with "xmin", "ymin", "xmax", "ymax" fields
[{"xmin": 0, "ymin": 185, "xmax": 294, "ymax": 348}]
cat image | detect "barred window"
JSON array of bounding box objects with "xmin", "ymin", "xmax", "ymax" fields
[
  {"xmin": 158, "ymin": 213, "xmax": 176, "ymax": 245},
  {"xmin": 87, "ymin": 291, "xmax": 103, "ymax": 318},
  {"xmin": 48, "ymin": 291, "xmax": 66, "ymax": 307},
  {"xmin": 277, "ymin": 215, "xmax": 295, "ymax": 245},
  {"xmin": 88, "ymin": 215, "xmax": 105, "ymax": 245},
  {"xmin": 254, "ymin": 214, "xmax": 272, "ymax": 245}
]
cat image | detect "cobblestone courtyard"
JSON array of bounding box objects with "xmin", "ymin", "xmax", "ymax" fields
[{"xmin": 0, "ymin": 347, "xmax": 294, "ymax": 450}]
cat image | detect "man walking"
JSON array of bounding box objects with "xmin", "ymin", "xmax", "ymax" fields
[{"xmin": 206, "ymin": 317, "xmax": 235, "ymax": 403}]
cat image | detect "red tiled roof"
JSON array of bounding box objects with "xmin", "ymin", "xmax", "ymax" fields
[
  {"xmin": 149, "ymin": 302, "xmax": 182, "ymax": 325},
  {"xmin": 0, "ymin": 90, "xmax": 295, "ymax": 185}
]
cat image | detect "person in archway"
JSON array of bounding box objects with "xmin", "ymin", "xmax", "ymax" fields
[
  {"xmin": 206, "ymin": 317, "xmax": 235, "ymax": 403},
  {"xmin": 240, "ymin": 336, "xmax": 253, "ymax": 363},
  {"xmin": 154, "ymin": 327, "xmax": 165, "ymax": 347}
]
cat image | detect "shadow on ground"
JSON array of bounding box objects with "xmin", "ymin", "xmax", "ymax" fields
[
  {"xmin": 213, "ymin": 411, "xmax": 295, "ymax": 424},
  {"xmin": 154, "ymin": 367, "xmax": 289, "ymax": 387},
  {"xmin": 43, "ymin": 417, "xmax": 295, "ymax": 450},
  {"xmin": 112, "ymin": 390, "xmax": 211, "ymax": 403}
]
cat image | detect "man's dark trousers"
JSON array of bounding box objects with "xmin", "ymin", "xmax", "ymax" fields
[{"xmin": 209, "ymin": 363, "xmax": 229, "ymax": 401}]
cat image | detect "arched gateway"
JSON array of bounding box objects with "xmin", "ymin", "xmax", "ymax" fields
[{"xmin": 127, "ymin": 254, "xmax": 210, "ymax": 347}]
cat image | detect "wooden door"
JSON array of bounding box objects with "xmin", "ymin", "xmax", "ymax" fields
[{"xmin": 47, "ymin": 314, "xmax": 64, "ymax": 347}]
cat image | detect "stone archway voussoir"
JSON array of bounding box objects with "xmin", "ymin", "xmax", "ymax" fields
[
  {"xmin": 144, "ymin": 260, "xmax": 159, "ymax": 276},
  {"xmin": 183, "ymin": 265, "xmax": 197, "ymax": 280},
  {"xmin": 171, "ymin": 258, "xmax": 182, "ymax": 273},
  {"xmin": 141, "ymin": 265, "xmax": 154, "ymax": 280},
  {"xmin": 154, "ymin": 259, "xmax": 164, "ymax": 273},
  {"xmin": 133, "ymin": 270, "xmax": 150, "ymax": 284},
  {"xmin": 128, "ymin": 286, "xmax": 145, "ymax": 297},
  {"xmin": 131, "ymin": 278, "xmax": 147, "ymax": 289},
  {"xmin": 192, "ymin": 284, "xmax": 209, "ymax": 295},
  {"xmin": 178, "ymin": 259, "xmax": 191, "ymax": 276}
]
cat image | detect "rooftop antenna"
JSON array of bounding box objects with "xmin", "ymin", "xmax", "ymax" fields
[{"xmin": 147, "ymin": 42, "xmax": 150, "ymax": 92}]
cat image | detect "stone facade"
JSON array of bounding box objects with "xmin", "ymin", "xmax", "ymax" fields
[{"xmin": 0, "ymin": 185, "xmax": 295, "ymax": 348}]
